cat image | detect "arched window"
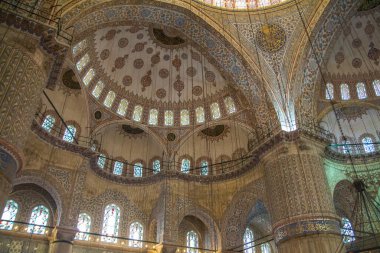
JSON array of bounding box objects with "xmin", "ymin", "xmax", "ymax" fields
[
  {"xmin": 326, "ymin": 83, "xmax": 334, "ymax": 100},
  {"xmin": 63, "ymin": 125, "xmax": 76, "ymax": 143},
  {"xmin": 224, "ymin": 96, "xmax": 236, "ymax": 114},
  {"xmin": 181, "ymin": 159, "xmax": 191, "ymax": 174},
  {"xmin": 27, "ymin": 205, "xmax": 49, "ymax": 234},
  {"xmin": 195, "ymin": 107, "xmax": 205, "ymax": 124},
  {"xmin": 72, "ymin": 40, "xmax": 87, "ymax": 56},
  {"xmin": 92, "ymin": 81, "xmax": 105, "ymax": 99},
  {"xmin": 186, "ymin": 231, "xmax": 199, "ymax": 253},
  {"xmin": 342, "ymin": 140, "xmax": 353, "ymax": 155},
  {"xmin": 76, "ymin": 53, "xmax": 90, "ymax": 72},
  {"xmin": 261, "ymin": 243, "xmax": 271, "ymax": 253},
  {"xmin": 373, "ymin": 80, "xmax": 380, "ymax": 96},
  {"xmin": 117, "ymin": 99, "xmax": 129, "ymax": 116},
  {"xmin": 153, "ymin": 160, "xmax": 160, "ymax": 174},
  {"xmin": 104, "ymin": 91, "xmax": 116, "ymax": 108},
  {"xmin": 165, "ymin": 110, "xmax": 174, "ymax": 126},
  {"xmin": 149, "ymin": 109, "xmax": 158, "ymax": 125},
  {"xmin": 133, "ymin": 105, "xmax": 143, "ymax": 122},
  {"xmin": 97, "ymin": 154, "xmax": 106, "ymax": 169},
  {"xmin": 134, "ymin": 163, "xmax": 143, "ymax": 177},
  {"xmin": 83, "ymin": 68, "xmax": 95, "ymax": 86},
  {"xmin": 341, "ymin": 217, "xmax": 355, "ymax": 243},
  {"xmin": 356, "ymin": 82, "xmax": 367, "ymax": 99},
  {"xmin": 362, "ymin": 136, "xmax": 375, "ymax": 153},
  {"xmin": 0, "ymin": 200, "xmax": 18, "ymax": 230},
  {"xmin": 200, "ymin": 160, "xmax": 208, "ymax": 176},
  {"xmin": 181, "ymin": 109, "xmax": 190, "ymax": 126},
  {"xmin": 210, "ymin": 102, "xmax": 221, "ymax": 119},
  {"xmin": 243, "ymin": 228, "xmax": 254, "ymax": 253},
  {"xmin": 75, "ymin": 213, "xmax": 91, "ymax": 240},
  {"xmin": 41, "ymin": 115, "xmax": 55, "ymax": 133},
  {"xmin": 340, "ymin": 83, "xmax": 350, "ymax": 100},
  {"xmin": 129, "ymin": 222, "xmax": 143, "ymax": 247},
  {"xmin": 101, "ymin": 204, "xmax": 120, "ymax": 243},
  {"xmin": 113, "ymin": 161, "xmax": 124, "ymax": 175}
]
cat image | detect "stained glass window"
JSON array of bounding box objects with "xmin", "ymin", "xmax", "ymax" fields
[
  {"xmin": 101, "ymin": 204, "xmax": 120, "ymax": 243},
  {"xmin": 133, "ymin": 105, "xmax": 143, "ymax": 122},
  {"xmin": 261, "ymin": 243, "xmax": 271, "ymax": 253},
  {"xmin": 72, "ymin": 40, "xmax": 87, "ymax": 56},
  {"xmin": 186, "ymin": 231, "xmax": 198, "ymax": 253},
  {"xmin": 196, "ymin": 107, "xmax": 205, "ymax": 124},
  {"xmin": 224, "ymin": 97, "xmax": 236, "ymax": 114},
  {"xmin": 113, "ymin": 161, "xmax": 123, "ymax": 175},
  {"xmin": 75, "ymin": 213, "xmax": 91, "ymax": 240},
  {"xmin": 362, "ymin": 136, "xmax": 375, "ymax": 153},
  {"xmin": 42, "ymin": 115, "xmax": 55, "ymax": 133},
  {"xmin": 373, "ymin": 80, "xmax": 380, "ymax": 96},
  {"xmin": 98, "ymin": 154, "xmax": 106, "ymax": 169},
  {"xmin": 117, "ymin": 99, "xmax": 129, "ymax": 116},
  {"xmin": 340, "ymin": 83, "xmax": 350, "ymax": 100},
  {"xmin": 326, "ymin": 83, "xmax": 334, "ymax": 100},
  {"xmin": 63, "ymin": 125, "xmax": 76, "ymax": 143},
  {"xmin": 153, "ymin": 160, "xmax": 160, "ymax": 174},
  {"xmin": 165, "ymin": 110, "xmax": 174, "ymax": 126},
  {"xmin": 243, "ymin": 228, "xmax": 254, "ymax": 253},
  {"xmin": 341, "ymin": 217, "xmax": 355, "ymax": 243},
  {"xmin": 27, "ymin": 205, "xmax": 49, "ymax": 234},
  {"xmin": 181, "ymin": 110, "xmax": 190, "ymax": 126},
  {"xmin": 129, "ymin": 222, "xmax": 143, "ymax": 247},
  {"xmin": 149, "ymin": 109, "xmax": 158, "ymax": 125},
  {"xmin": 356, "ymin": 82, "xmax": 367, "ymax": 99},
  {"xmin": 200, "ymin": 161, "xmax": 208, "ymax": 176},
  {"xmin": 83, "ymin": 68, "xmax": 95, "ymax": 86},
  {"xmin": 210, "ymin": 102, "xmax": 221, "ymax": 120},
  {"xmin": 92, "ymin": 81, "xmax": 105, "ymax": 99},
  {"xmin": 342, "ymin": 140, "xmax": 353, "ymax": 155},
  {"xmin": 76, "ymin": 54, "xmax": 90, "ymax": 72},
  {"xmin": 181, "ymin": 159, "xmax": 190, "ymax": 174},
  {"xmin": 134, "ymin": 163, "xmax": 143, "ymax": 177},
  {"xmin": 0, "ymin": 200, "xmax": 18, "ymax": 230},
  {"xmin": 104, "ymin": 91, "xmax": 116, "ymax": 108}
]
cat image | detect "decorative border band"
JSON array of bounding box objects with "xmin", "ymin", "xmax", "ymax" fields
[{"xmin": 274, "ymin": 219, "xmax": 341, "ymax": 244}]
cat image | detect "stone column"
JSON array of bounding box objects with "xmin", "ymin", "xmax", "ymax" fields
[
  {"xmin": 0, "ymin": 173, "xmax": 12, "ymax": 212},
  {"xmin": 50, "ymin": 226, "xmax": 78, "ymax": 253},
  {"xmin": 0, "ymin": 40, "xmax": 46, "ymax": 183},
  {"xmin": 262, "ymin": 135, "xmax": 343, "ymax": 253}
]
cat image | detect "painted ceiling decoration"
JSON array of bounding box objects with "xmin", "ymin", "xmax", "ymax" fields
[
  {"xmin": 69, "ymin": 4, "xmax": 264, "ymax": 102},
  {"xmin": 86, "ymin": 24, "xmax": 229, "ymax": 105},
  {"xmin": 121, "ymin": 124, "xmax": 145, "ymax": 135},
  {"xmin": 62, "ymin": 69, "xmax": 81, "ymax": 90},
  {"xmin": 200, "ymin": 125, "xmax": 225, "ymax": 137},
  {"xmin": 199, "ymin": 0, "xmax": 288, "ymax": 9}
]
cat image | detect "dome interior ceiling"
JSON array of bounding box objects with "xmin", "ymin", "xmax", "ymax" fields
[{"xmin": 88, "ymin": 24, "xmax": 230, "ymax": 105}]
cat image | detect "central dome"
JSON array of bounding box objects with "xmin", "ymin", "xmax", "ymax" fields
[{"xmin": 199, "ymin": 0, "xmax": 288, "ymax": 9}]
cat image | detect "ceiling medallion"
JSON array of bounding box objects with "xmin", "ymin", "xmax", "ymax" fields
[
  {"xmin": 255, "ymin": 24, "xmax": 286, "ymax": 53},
  {"xmin": 167, "ymin": 133, "xmax": 176, "ymax": 141}
]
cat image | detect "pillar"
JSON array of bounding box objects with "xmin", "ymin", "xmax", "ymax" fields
[
  {"xmin": 262, "ymin": 136, "xmax": 343, "ymax": 253},
  {"xmin": 50, "ymin": 226, "xmax": 77, "ymax": 253},
  {"xmin": 0, "ymin": 39, "xmax": 46, "ymax": 204}
]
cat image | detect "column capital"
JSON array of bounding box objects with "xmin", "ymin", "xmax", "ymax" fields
[
  {"xmin": 52, "ymin": 226, "xmax": 78, "ymax": 243},
  {"xmin": 260, "ymin": 132, "xmax": 328, "ymax": 164}
]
